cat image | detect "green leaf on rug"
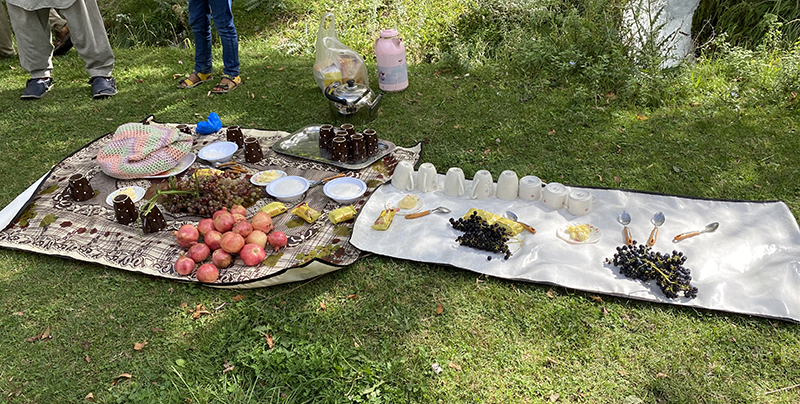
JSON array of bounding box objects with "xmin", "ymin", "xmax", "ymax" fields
[
  {"xmin": 39, "ymin": 185, "xmax": 59, "ymax": 195},
  {"xmin": 39, "ymin": 214, "xmax": 57, "ymax": 227},
  {"xmin": 263, "ymin": 253, "xmax": 283, "ymax": 267},
  {"xmin": 333, "ymin": 226, "xmax": 351, "ymax": 236}
]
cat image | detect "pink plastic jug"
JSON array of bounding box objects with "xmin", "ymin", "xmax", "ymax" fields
[{"xmin": 375, "ymin": 29, "xmax": 408, "ymax": 92}]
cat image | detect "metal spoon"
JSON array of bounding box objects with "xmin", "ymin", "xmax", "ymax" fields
[
  {"xmin": 673, "ymin": 222, "xmax": 719, "ymax": 242},
  {"xmin": 405, "ymin": 206, "xmax": 451, "ymax": 219},
  {"xmin": 504, "ymin": 211, "xmax": 537, "ymax": 234},
  {"xmin": 618, "ymin": 210, "xmax": 633, "ymax": 245},
  {"xmin": 647, "ymin": 211, "xmax": 665, "ymax": 247}
]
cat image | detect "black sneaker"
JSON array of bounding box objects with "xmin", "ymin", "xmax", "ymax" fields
[
  {"xmin": 21, "ymin": 77, "xmax": 53, "ymax": 100},
  {"xmin": 90, "ymin": 76, "xmax": 117, "ymax": 99}
]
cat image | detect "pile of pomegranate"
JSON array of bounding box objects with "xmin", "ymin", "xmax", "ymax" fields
[{"xmin": 173, "ymin": 204, "xmax": 288, "ymax": 283}]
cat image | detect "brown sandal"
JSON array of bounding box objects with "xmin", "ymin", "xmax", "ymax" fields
[
  {"xmin": 178, "ymin": 72, "xmax": 212, "ymax": 89},
  {"xmin": 211, "ymin": 74, "xmax": 242, "ymax": 94}
]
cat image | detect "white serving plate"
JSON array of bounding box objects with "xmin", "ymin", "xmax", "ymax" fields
[
  {"xmin": 556, "ymin": 222, "xmax": 602, "ymax": 244},
  {"xmin": 143, "ymin": 153, "xmax": 196, "ymax": 179},
  {"xmin": 385, "ymin": 194, "xmax": 424, "ymax": 216},
  {"xmin": 250, "ymin": 170, "xmax": 287, "ymax": 186},
  {"xmin": 105, "ymin": 186, "xmax": 145, "ymax": 206}
]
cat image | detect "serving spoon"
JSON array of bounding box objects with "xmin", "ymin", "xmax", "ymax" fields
[
  {"xmin": 405, "ymin": 206, "xmax": 451, "ymax": 219},
  {"xmin": 673, "ymin": 222, "xmax": 719, "ymax": 242},
  {"xmin": 618, "ymin": 210, "xmax": 633, "ymax": 245},
  {"xmin": 504, "ymin": 211, "xmax": 537, "ymax": 234},
  {"xmin": 647, "ymin": 211, "xmax": 665, "ymax": 247}
]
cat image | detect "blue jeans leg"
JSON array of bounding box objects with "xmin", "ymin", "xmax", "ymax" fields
[
  {"xmin": 188, "ymin": 0, "xmax": 213, "ymax": 75},
  {"xmin": 208, "ymin": 0, "xmax": 239, "ymax": 77}
]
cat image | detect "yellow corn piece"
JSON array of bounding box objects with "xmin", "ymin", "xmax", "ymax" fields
[
  {"xmin": 291, "ymin": 202, "xmax": 321, "ymax": 223},
  {"xmin": 462, "ymin": 208, "xmax": 523, "ymax": 236},
  {"xmin": 259, "ymin": 202, "xmax": 287, "ymax": 217},
  {"xmin": 371, "ymin": 209, "xmax": 396, "ymax": 231},
  {"xmin": 328, "ymin": 205, "xmax": 358, "ymax": 224}
]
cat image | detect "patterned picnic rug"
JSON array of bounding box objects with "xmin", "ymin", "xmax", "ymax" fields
[{"xmin": 0, "ymin": 117, "xmax": 422, "ymax": 288}]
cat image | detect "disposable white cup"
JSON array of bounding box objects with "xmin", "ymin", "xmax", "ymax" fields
[
  {"xmin": 495, "ymin": 170, "xmax": 519, "ymax": 201},
  {"xmin": 391, "ymin": 160, "xmax": 415, "ymax": 191},
  {"xmin": 566, "ymin": 190, "xmax": 596, "ymax": 216},
  {"xmin": 416, "ymin": 162, "xmax": 438, "ymax": 193},
  {"xmin": 542, "ymin": 182, "xmax": 569, "ymax": 209},
  {"xmin": 470, "ymin": 170, "xmax": 494, "ymax": 200},
  {"xmin": 519, "ymin": 175, "xmax": 543, "ymax": 201},
  {"xmin": 444, "ymin": 167, "xmax": 466, "ymax": 197}
]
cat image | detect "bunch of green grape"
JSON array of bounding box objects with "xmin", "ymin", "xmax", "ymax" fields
[{"xmin": 163, "ymin": 172, "xmax": 260, "ymax": 216}]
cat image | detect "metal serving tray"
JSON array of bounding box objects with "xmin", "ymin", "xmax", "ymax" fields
[{"xmin": 272, "ymin": 124, "xmax": 396, "ymax": 170}]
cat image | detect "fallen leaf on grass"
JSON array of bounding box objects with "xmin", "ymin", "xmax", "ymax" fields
[
  {"xmin": 347, "ymin": 294, "xmax": 358, "ymax": 299},
  {"xmin": 192, "ymin": 304, "xmax": 210, "ymax": 319},
  {"xmin": 546, "ymin": 289, "xmax": 555, "ymax": 298},
  {"xmin": 597, "ymin": 174, "xmax": 603, "ymax": 182},
  {"xmin": 546, "ymin": 357, "xmax": 559, "ymax": 365},
  {"xmin": 27, "ymin": 327, "xmax": 51, "ymax": 342},
  {"xmin": 265, "ymin": 334, "xmax": 275, "ymax": 349},
  {"xmin": 12, "ymin": 311, "xmax": 24, "ymax": 316},
  {"xmin": 277, "ymin": 67, "xmax": 284, "ymax": 71},
  {"xmin": 134, "ymin": 341, "xmax": 147, "ymax": 351},
  {"xmin": 85, "ymin": 392, "xmax": 94, "ymax": 402},
  {"xmin": 436, "ymin": 303, "xmax": 444, "ymax": 315},
  {"xmin": 790, "ymin": 91, "xmax": 797, "ymax": 102},
  {"xmin": 85, "ymin": 355, "xmax": 91, "ymax": 363},
  {"xmin": 636, "ymin": 115, "xmax": 648, "ymax": 120},
  {"xmin": 448, "ymin": 362, "xmax": 462, "ymax": 371},
  {"xmin": 590, "ymin": 295, "xmax": 604, "ymax": 303},
  {"xmin": 656, "ymin": 372, "xmax": 668, "ymax": 378},
  {"xmin": 550, "ymin": 392, "xmax": 560, "ymax": 402},
  {"xmin": 320, "ymin": 301, "xmax": 327, "ymax": 310},
  {"xmin": 548, "ymin": 128, "xmax": 556, "ymax": 135},
  {"xmin": 172, "ymin": 74, "xmax": 182, "ymax": 79},
  {"xmin": 614, "ymin": 176, "xmax": 620, "ymax": 185},
  {"xmin": 180, "ymin": 302, "xmax": 188, "ymax": 308},
  {"xmin": 618, "ymin": 370, "xmax": 628, "ymax": 376},
  {"xmin": 232, "ymin": 295, "xmax": 245, "ymax": 302},
  {"xmin": 151, "ymin": 328, "xmax": 164, "ymax": 332},
  {"xmin": 602, "ymin": 307, "xmax": 609, "ymax": 316},
  {"xmin": 111, "ymin": 373, "xmax": 132, "ymax": 386},
  {"xmin": 754, "ymin": 184, "xmax": 762, "ymax": 188},
  {"xmin": 223, "ymin": 359, "xmax": 234, "ymax": 374}
]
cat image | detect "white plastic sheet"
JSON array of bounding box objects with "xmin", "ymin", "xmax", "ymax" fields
[{"xmin": 351, "ymin": 178, "xmax": 800, "ymax": 323}]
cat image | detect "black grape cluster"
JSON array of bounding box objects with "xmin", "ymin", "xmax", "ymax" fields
[
  {"xmin": 163, "ymin": 172, "xmax": 260, "ymax": 216},
  {"xmin": 450, "ymin": 212, "xmax": 512, "ymax": 260},
  {"xmin": 605, "ymin": 241, "xmax": 698, "ymax": 299}
]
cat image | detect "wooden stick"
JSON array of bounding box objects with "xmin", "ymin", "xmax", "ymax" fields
[{"xmin": 765, "ymin": 383, "xmax": 800, "ymax": 395}]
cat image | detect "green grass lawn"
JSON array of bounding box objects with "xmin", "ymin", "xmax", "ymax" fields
[{"xmin": 2, "ymin": 3, "xmax": 800, "ymax": 402}]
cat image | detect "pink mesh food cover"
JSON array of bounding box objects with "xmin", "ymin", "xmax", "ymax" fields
[{"xmin": 97, "ymin": 123, "xmax": 193, "ymax": 179}]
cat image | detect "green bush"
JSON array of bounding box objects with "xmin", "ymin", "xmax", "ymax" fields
[
  {"xmin": 693, "ymin": 0, "xmax": 800, "ymax": 49},
  {"xmin": 101, "ymin": 0, "xmax": 190, "ymax": 47}
]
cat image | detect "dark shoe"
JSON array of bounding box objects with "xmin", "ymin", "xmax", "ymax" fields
[
  {"xmin": 89, "ymin": 76, "xmax": 117, "ymax": 99},
  {"xmin": 21, "ymin": 77, "xmax": 53, "ymax": 100},
  {"xmin": 53, "ymin": 31, "xmax": 72, "ymax": 56}
]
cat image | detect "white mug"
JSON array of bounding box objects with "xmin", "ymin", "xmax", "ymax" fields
[
  {"xmin": 470, "ymin": 170, "xmax": 494, "ymax": 200},
  {"xmin": 519, "ymin": 175, "xmax": 543, "ymax": 201},
  {"xmin": 566, "ymin": 190, "xmax": 596, "ymax": 216},
  {"xmin": 542, "ymin": 182, "xmax": 569, "ymax": 210},
  {"xmin": 416, "ymin": 162, "xmax": 438, "ymax": 193},
  {"xmin": 444, "ymin": 167, "xmax": 466, "ymax": 197},
  {"xmin": 391, "ymin": 160, "xmax": 415, "ymax": 191},
  {"xmin": 495, "ymin": 170, "xmax": 519, "ymax": 201}
]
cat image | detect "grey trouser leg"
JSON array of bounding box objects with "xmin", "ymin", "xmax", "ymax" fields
[
  {"xmin": 7, "ymin": 0, "xmax": 113, "ymax": 78},
  {"xmin": 57, "ymin": 0, "xmax": 114, "ymax": 77},
  {"xmin": 0, "ymin": 3, "xmax": 15, "ymax": 56},
  {"xmin": 6, "ymin": 5, "xmax": 52, "ymax": 78}
]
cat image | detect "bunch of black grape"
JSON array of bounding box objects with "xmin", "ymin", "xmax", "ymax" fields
[
  {"xmin": 605, "ymin": 241, "xmax": 698, "ymax": 299},
  {"xmin": 450, "ymin": 212, "xmax": 512, "ymax": 260},
  {"xmin": 163, "ymin": 171, "xmax": 260, "ymax": 216}
]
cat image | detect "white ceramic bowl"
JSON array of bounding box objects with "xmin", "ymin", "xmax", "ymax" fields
[
  {"xmin": 323, "ymin": 177, "xmax": 367, "ymax": 204},
  {"xmin": 198, "ymin": 141, "xmax": 237, "ymax": 164},
  {"xmin": 266, "ymin": 176, "xmax": 309, "ymax": 203}
]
